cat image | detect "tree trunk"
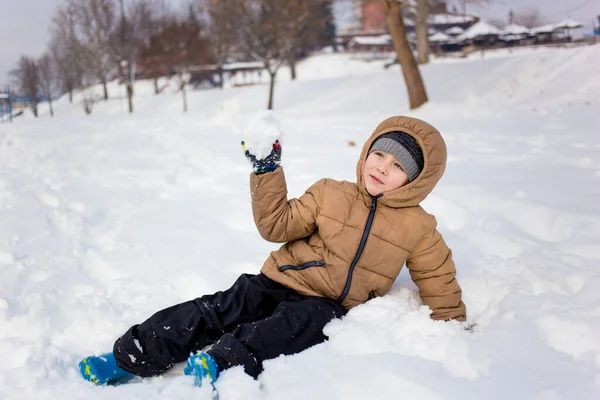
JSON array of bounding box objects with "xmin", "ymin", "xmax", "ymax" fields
[
  {"xmin": 30, "ymin": 103, "xmax": 38, "ymax": 117},
  {"xmin": 102, "ymin": 80, "xmax": 109, "ymax": 100},
  {"xmin": 49, "ymin": 99, "xmax": 54, "ymax": 117},
  {"xmin": 181, "ymin": 82, "xmax": 188, "ymax": 113},
  {"xmin": 218, "ymin": 66, "xmax": 224, "ymax": 89},
  {"xmin": 267, "ymin": 71, "xmax": 276, "ymax": 110},
  {"xmin": 69, "ymin": 90, "xmax": 73, "ymax": 103},
  {"xmin": 380, "ymin": 0, "xmax": 428, "ymax": 109},
  {"xmin": 416, "ymin": 0, "xmax": 430, "ymax": 65},
  {"xmin": 126, "ymin": 82, "xmax": 133, "ymax": 113},
  {"xmin": 154, "ymin": 77, "xmax": 159, "ymax": 94},
  {"xmin": 289, "ymin": 52, "xmax": 297, "ymax": 80}
]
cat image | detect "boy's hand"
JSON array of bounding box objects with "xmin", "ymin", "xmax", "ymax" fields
[
  {"xmin": 242, "ymin": 140, "xmax": 282, "ymax": 175},
  {"xmin": 240, "ymin": 110, "xmax": 283, "ymax": 174}
]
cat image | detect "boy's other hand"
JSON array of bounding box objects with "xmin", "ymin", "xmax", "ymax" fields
[{"xmin": 242, "ymin": 140, "xmax": 282, "ymax": 175}]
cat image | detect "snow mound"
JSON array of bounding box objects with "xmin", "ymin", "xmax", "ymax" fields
[{"xmin": 1, "ymin": 45, "xmax": 599, "ymax": 399}]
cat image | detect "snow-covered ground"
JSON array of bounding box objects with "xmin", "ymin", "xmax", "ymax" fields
[{"xmin": 1, "ymin": 45, "xmax": 599, "ymax": 399}]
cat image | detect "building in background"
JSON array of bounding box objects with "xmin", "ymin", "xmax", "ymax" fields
[
  {"xmin": 363, "ymin": 0, "xmax": 479, "ymax": 33},
  {"xmin": 362, "ymin": 0, "xmax": 385, "ymax": 33},
  {"xmin": 338, "ymin": 1, "xmax": 479, "ymax": 50}
]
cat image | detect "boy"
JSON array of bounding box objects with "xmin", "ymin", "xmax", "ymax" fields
[{"xmin": 79, "ymin": 115, "xmax": 466, "ymax": 387}]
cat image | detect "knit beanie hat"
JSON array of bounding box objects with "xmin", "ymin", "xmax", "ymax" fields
[{"xmin": 369, "ymin": 131, "xmax": 424, "ymax": 182}]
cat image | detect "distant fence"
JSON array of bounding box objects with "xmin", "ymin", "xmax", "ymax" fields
[
  {"xmin": 0, "ymin": 88, "xmax": 52, "ymax": 122},
  {"xmin": 0, "ymin": 86, "xmax": 13, "ymax": 123}
]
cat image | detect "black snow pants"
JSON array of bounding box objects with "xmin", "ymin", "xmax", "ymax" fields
[{"xmin": 113, "ymin": 273, "xmax": 346, "ymax": 378}]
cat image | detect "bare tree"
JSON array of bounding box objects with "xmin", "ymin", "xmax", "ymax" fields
[
  {"xmin": 108, "ymin": 0, "xmax": 161, "ymax": 113},
  {"xmin": 282, "ymin": 0, "xmax": 327, "ymax": 80},
  {"xmin": 415, "ymin": 0, "xmax": 430, "ymax": 64},
  {"xmin": 37, "ymin": 53, "xmax": 57, "ymax": 117},
  {"xmin": 402, "ymin": 0, "xmax": 444, "ymax": 66},
  {"xmin": 138, "ymin": 4, "xmax": 176, "ymax": 94},
  {"xmin": 50, "ymin": 2, "xmax": 84, "ymax": 103},
  {"xmin": 141, "ymin": 10, "xmax": 213, "ymax": 112},
  {"xmin": 11, "ymin": 56, "xmax": 41, "ymax": 117},
  {"xmin": 513, "ymin": 8, "xmax": 544, "ymax": 29},
  {"xmin": 200, "ymin": 0, "xmax": 239, "ymax": 89},
  {"xmin": 138, "ymin": 16, "xmax": 175, "ymax": 94},
  {"xmin": 178, "ymin": 7, "xmax": 214, "ymax": 112},
  {"xmin": 69, "ymin": 0, "xmax": 116, "ymax": 101},
  {"xmin": 379, "ymin": 0, "xmax": 427, "ymax": 109},
  {"xmin": 236, "ymin": 0, "xmax": 297, "ymax": 110},
  {"xmin": 234, "ymin": 0, "xmax": 330, "ymax": 107},
  {"xmin": 53, "ymin": 45, "xmax": 83, "ymax": 104}
]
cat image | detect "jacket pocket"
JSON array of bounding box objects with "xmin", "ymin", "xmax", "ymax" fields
[{"xmin": 279, "ymin": 261, "xmax": 326, "ymax": 273}]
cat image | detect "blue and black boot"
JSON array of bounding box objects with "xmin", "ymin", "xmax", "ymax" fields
[
  {"xmin": 183, "ymin": 352, "xmax": 220, "ymax": 387},
  {"xmin": 79, "ymin": 352, "xmax": 132, "ymax": 385}
]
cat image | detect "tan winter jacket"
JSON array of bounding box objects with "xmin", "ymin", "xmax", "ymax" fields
[{"xmin": 250, "ymin": 116, "xmax": 466, "ymax": 321}]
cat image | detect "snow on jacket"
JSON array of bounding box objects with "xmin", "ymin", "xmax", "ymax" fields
[{"xmin": 250, "ymin": 116, "xmax": 466, "ymax": 321}]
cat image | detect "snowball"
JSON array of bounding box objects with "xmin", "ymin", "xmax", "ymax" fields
[
  {"xmin": 0, "ymin": 252, "xmax": 15, "ymax": 266},
  {"xmin": 241, "ymin": 110, "xmax": 283, "ymax": 160}
]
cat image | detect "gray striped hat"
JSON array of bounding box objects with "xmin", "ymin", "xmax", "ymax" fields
[{"xmin": 369, "ymin": 131, "xmax": 424, "ymax": 182}]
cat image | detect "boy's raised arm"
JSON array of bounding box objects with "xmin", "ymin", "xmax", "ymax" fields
[
  {"xmin": 250, "ymin": 168, "xmax": 322, "ymax": 243},
  {"xmin": 240, "ymin": 112, "xmax": 321, "ymax": 243},
  {"xmin": 406, "ymin": 218, "xmax": 467, "ymax": 321}
]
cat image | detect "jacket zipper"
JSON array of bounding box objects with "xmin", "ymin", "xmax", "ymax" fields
[
  {"xmin": 279, "ymin": 261, "xmax": 326, "ymax": 272},
  {"xmin": 336, "ymin": 194, "xmax": 381, "ymax": 303}
]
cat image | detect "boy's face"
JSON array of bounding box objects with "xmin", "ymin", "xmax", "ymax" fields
[{"xmin": 363, "ymin": 150, "xmax": 409, "ymax": 196}]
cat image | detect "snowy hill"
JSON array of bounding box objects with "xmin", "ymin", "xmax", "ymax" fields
[{"xmin": 1, "ymin": 45, "xmax": 599, "ymax": 400}]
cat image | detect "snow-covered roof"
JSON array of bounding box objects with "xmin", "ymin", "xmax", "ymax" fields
[
  {"xmin": 222, "ymin": 61, "xmax": 264, "ymax": 70},
  {"xmin": 500, "ymin": 24, "xmax": 530, "ymax": 36},
  {"xmin": 458, "ymin": 21, "xmax": 501, "ymax": 40},
  {"xmin": 531, "ymin": 24, "xmax": 557, "ymax": 34},
  {"xmin": 429, "ymin": 32, "xmax": 451, "ymax": 42},
  {"xmin": 553, "ymin": 19, "xmax": 584, "ymax": 29},
  {"xmin": 531, "ymin": 25, "xmax": 557, "ymax": 34},
  {"xmin": 349, "ymin": 35, "xmax": 391, "ymax": 46},
  {"xmin": 404, "ymin": 13, "xmax": 477, "ymax": 27},
  {"xmin": 0, "ymin": 94, "xmax": 9, "ymax": 99},
  {"xmin": 430, "ymin": 14, "xmax": 477, "ymax": 25},
  {"xmin": 445, "ymin": 26, "xmax": 464, "ymax": 35}
]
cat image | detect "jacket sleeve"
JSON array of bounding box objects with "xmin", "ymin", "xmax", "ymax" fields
[
  {"xmin": 406, "ymin": 218, "xmax": 466, "ymax": 321},
  {"xmin": 250, "ymin": 167, "xmax": 322, "ymax": 243}
]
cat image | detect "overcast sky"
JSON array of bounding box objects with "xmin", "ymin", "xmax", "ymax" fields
[{"xmin": 1, "ymin": 0, "xmax": 598, "ymax": 85}]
